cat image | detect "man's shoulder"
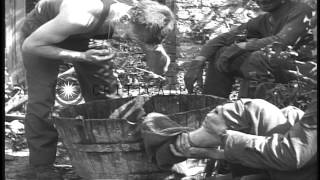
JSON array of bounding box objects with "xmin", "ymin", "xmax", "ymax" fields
[
  {"xmin": 37, "ymin": 0, "xmax": 62, "ymax": 9},
  {"xmin": 247, "ymin": 13, "xmax": 268, "ymax": 25},
  {"xmin": 290, "ymin": 1, "xmax": 313, "ymax": 13},
  {"xmin": 61, "ymin": 0, "xmax": 104, "ymax": 14},
  {"xmin": 59, "ymin": 0, "xmax": 104, "ymax": 27}
]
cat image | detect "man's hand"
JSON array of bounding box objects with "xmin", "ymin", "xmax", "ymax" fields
[
  {"xmin": 109, "ymin": 96, "xmax": 149, "ymax": 123},
  {"xmin": 169, "ymin": 133, "xmax": 225, "ymax": 159},
  {"xmin": 184, "ymin": 57, "xmax": 206, "ymax": 93},
  {"xmin": 83, "ymin": 49, "xmax": 116, "ymax": 63},
  {"xmin": 202, "ymin": 107, "xmax": 227, "ymax": 137},
  {"xmin": 235, "ymin": 42, "xmax": 247, "ymax": 49},
  {"xmin": 216, "ymin": 56, "xmax": 230, "ymax": 72}
]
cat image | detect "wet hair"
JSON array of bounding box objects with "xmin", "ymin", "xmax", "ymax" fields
[{"xmin": 128, "ymin": 0, "xmax": 175, "ymax": 44}]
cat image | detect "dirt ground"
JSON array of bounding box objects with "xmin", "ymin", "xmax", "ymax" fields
[{"xmin": 5, "ymin": 143, "xmax": 83, "ymax": 180}]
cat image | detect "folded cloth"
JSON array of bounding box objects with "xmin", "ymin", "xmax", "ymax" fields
[
  {"xmin": 109, "ymin": 95, "xmax": 150, "ymax": 123},
  {"xmin": 140, "ymin": 112, "xmax": 194, "ymax": 170},
  {"xmin": 108, "ymin": 96, "xmax": 197, "ymax": 170}
]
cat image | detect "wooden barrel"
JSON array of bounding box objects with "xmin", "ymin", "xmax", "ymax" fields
[{"xmin": 54, "ymin": 95, "xmax": 227, "ymax": 180}]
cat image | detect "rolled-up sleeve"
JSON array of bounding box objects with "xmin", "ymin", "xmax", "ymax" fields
[{"xmin": 223, "ymin": 101, "xmax": 317, "ymax": 171}]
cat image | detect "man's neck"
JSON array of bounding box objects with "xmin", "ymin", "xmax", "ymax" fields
[
  {"xmin": 269, "ymin": 1, "xmax": 292, "ymax": 19},
  {"xmin": 107, "ymin": 2, "xmax": 132, "ymax": 23}
]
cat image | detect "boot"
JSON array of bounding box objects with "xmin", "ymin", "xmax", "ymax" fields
[{"xmin": 34, "ymin": 165, "xmax": 63, "ymax": 180}]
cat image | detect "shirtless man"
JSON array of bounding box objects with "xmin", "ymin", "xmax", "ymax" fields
[{"xmin": 18, "ymin": 0, "xmax": 174, "ymax": 179}]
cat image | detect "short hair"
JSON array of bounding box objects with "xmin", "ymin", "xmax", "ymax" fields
[{"xmin": 129, "ymin": 0, "xmax": 175, "ymax": 44}]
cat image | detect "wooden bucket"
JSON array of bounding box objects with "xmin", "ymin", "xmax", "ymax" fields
[{"xmin": 54, "ymin": 95, "xmax": 227, "ymax": 180}]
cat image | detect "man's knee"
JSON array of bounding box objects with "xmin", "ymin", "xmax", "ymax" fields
[
  {"xmin": 244, "ymin": 99, "xmax": 274, "ymax": 111},
  {"xmin": 240, "ymin": 51, "xmax": 270, "ymax": 79},
  {"xmin": 281, "ymin": 106, "xmax": 304, "ymax": 125},
  {"xmin": 242, "ymin": 98, "xmax": 284, "ymax": 119},
  {"xmin": 242, "ymin": 99, "xmax": 296, "ymax": 135},
  {"xmin": 222, "ymin": 99, "xmax": 274, "ymax": 119}
]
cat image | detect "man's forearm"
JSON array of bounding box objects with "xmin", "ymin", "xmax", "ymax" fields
[
  {"xmin": 241, "ymin": 35, "xmax": 280, "ymax": 50},
  {"xmin": 199, "ymin": 33, "xmax": 237, "ymax": 60},
  {"xmin": 18, "ymin": 28, "xmax": 82, "ymax": 62},
  {"xmin": 199, "ymin": 24, "xmax": 247, "ymax": 59},
  {"xmin": 22, "ymin": 42, "xmax": 85, "ymax": 62}
]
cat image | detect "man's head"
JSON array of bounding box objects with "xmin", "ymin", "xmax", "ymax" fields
[
  {"xmin": 110, "ymin": 0, "xmax": 175, "ymax": 75},
  {"xmin": 128, "ymin": 0, "xmax": 175, "ymax": 44},
  {"xmin": 254, "ymin": 0, "xmax": 288, "ymax": 12}
]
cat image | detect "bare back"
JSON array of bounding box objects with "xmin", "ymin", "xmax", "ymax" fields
[{"xmin": 21, "ymin": 0, "xmax": 109, "ymax": 60}]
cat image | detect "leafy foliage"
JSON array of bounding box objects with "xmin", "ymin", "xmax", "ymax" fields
[
  {"xmin": 183, "ymin": 0, "xmax": 317, "ymax": 110},
  {"xmin": 5, "ymin": 120, "xmax": 27, "ymax": 151},
  {"xmin": 182, "ymin": 0, "xmax": 259, "ymax": 44},
  {"xmin": 5, "ymin": 0, "xmax": 317, "ymax": 155},
  {"xmin": 244, "ymin": 40, "xmax": 317, "ymax": 110}
]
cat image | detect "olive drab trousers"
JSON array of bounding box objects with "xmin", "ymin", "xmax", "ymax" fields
[
  {"xmin": 22, "ymin": 39, "xmax": 119, "ymax": 166},
  {"xmin": 203, "ymin": 48, "xmax": 307, "ymax": 98}
]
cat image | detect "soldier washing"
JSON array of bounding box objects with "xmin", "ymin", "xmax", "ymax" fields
[{"xmin": 17, "ymin": 0, "xmax": 175, "ymax": 179}]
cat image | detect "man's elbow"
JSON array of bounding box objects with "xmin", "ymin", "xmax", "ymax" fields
[
  {"xmin": 295, "ymin": 155, "xmax": 314, "ymax": 170},
  {"xmin": 278, "ymin": 155, "xmax": 310, "ymax": 171},
  {"xmin": 289, "ymin": 148, "xmax": 316, "ymax": 170}
]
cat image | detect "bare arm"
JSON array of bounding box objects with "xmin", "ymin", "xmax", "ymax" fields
[
  {"xmin": 21, "ymin": 1, "xmax": 113, "ymax": 62},
  {"xmin": 22, "ymin": 6, "xmax": 94, "ymax": 61}
]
